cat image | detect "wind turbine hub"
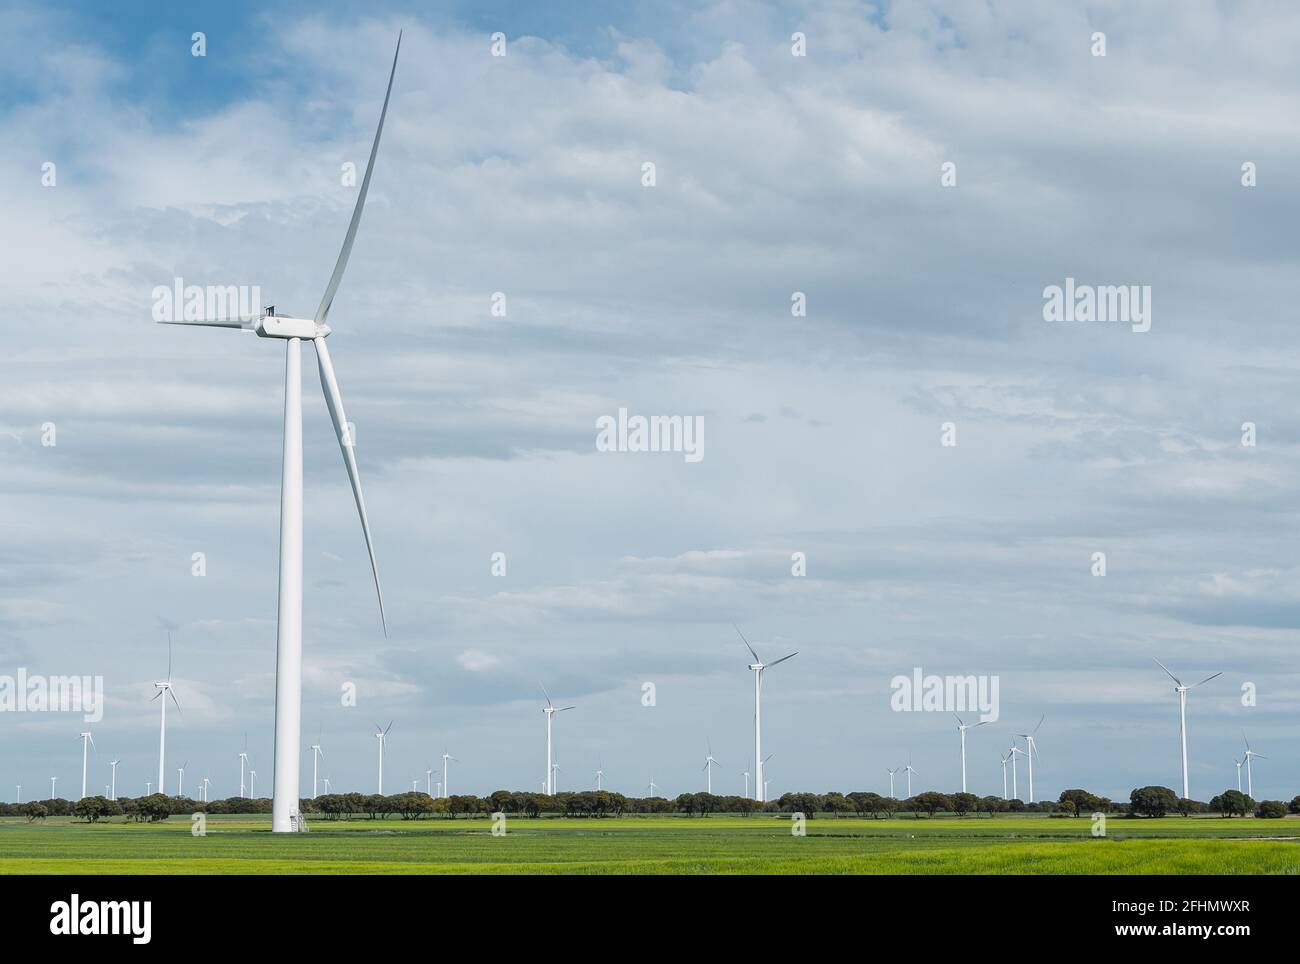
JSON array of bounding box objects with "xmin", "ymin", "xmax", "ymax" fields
[{"xmin": 254, "ymin": 313, "xmax": 331, "ymax": 340}]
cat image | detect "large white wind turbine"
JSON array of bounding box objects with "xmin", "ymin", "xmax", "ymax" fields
[
  {"xmin": 1242, "ymin": 734, "xmax": 1266, "ymax": 798},
  {"xmin": 238, "ymin": 735, "xmax": 249, "ymax": 799},
  {"xmin": 999, "ymin": 752, "xmax": 1011, "ymax": 799},
  {"xmin": 1152, "ymin": 658, "xmax": 1220, "ymax": 800},
  {"xmin": 161, "ymin": 35, "xmax": 401, "ymax": 833},
  {"xmin": 151, "ymin": 633, "xmax": 181, "ymax": 796},
  {"xmin": 734, "ymin": 626, "xmax": 796, "ymax": 803},
  {"xmin": 1013, "ymin": 716, "xmax": 1044, "ymax": 803},
  {"xmin": 177, "ymin": 761, "xmax": 187, "ymax": 798},
  {"xmin": 540, "ymin": 685, "xmax": 574, "ymax": 795},
  {"xmin": 78, "ymin": 730, "xmax": 95, "ymax": 800},
  {"xmin": 887, "ymin": 766, "xmax": 900, "ymax": 798},
  {"xmin": 954, "ymin": 714, "xmax": 987, "ymax": 794},
  {"xmin": 109, "ymin": 760, "xmax": 119, "ymax": 801},
  {"xmin": 374, "ymin": 722, "xmax": 393, "ymax": 794},
  {"xmin": 702, "ymin": 741, "xmax": 722, "ymax": 793},
  {"xmin": 425, "ymin": 768, "xmax": 433, "ymax": 796},
  {"xmin": 595, "ymin": 757, "xmax": 605, "ymax": 791},
  {"xmin": 249, "ymin": 770, "xmax": 257, "ymax": 797},
  {"xmin": 441, "ymin": 750, "xmax": 458, "ymax": 798},
  {"xmin": 1234, "ymin": 757, "xmax": 1244, "ymax": 793}
]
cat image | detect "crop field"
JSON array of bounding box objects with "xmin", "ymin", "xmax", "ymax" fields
[{"xmin": 1, "ymin": 814, "xmax": 1298, "ymax": 875}]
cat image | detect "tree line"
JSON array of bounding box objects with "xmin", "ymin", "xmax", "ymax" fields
[{"xmin": 6, "ymin": 786, "xmax": 1298, "ymax": 822}]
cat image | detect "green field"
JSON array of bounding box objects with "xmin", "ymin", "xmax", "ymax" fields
[{"xmin": 2, "ymin": 814, "xmax": 1298, "ymax": 874}]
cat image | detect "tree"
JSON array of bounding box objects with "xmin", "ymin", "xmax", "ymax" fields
[
  {"xmin": 912, "ymin": 791, "xmax": 952, "ymax": 818},
  {"xmin": 1129, "ymin": 786, "xmax": 1178, "ymax": 818},
  {"xmin": 1058, "ymin": 788, "xmax": 1100, "ymax": 817},
  {"xmin": 951, "ymin": 792, "xmax": 978, "ymax": 817},
  {"xmin": 1057, "ymin": 799, "xmax": 1076, "ymax": 817},
  {"xmin": 979, "ymin": 795, "xmax": 1000, "ymax": 817},
  {"xmin": 1210, "ymin": 790, "xmax": 1249, "ymax": 817},
  {"xmin": 1255, "ymin": 800, "xmax": 1287, "ymax": 819},
  {"xmin": 1289, "ymin": 796, "xmax": 1300, "ymax": 815},
  {"xmin": 23, "ymin": 802, "xmax": 47, "ymax": 822}
]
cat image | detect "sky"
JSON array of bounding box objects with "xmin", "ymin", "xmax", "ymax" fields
[{"xmin": 1, "ymin": 0, "xmax": 1299, "ymax": 804}]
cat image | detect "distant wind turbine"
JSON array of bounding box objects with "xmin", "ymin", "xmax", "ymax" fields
[
  {"xmin": 310, "ymin": 728, "xmax": 325, "ymax": 799},
  {"xmin": 1013, "ymin": 716, "xmax": 1044, "ymax": 803},
  {"xmin": 1007, "ymin": 745, "xmax": 1025, "ymax": 800},
  {"xmin": 374, "ymin": 722, "xmax": 393, "ymax": 794},
  {"xmin": 903, "ymin": 756, "xmax": 918, "ymax": 798},
  {"xmin": 1152, "ymin": 657, "xmax": 1220, "ymax": 799},
  {"xmin": 177, "ymin": 761, "xmax": 187, "ymax": 798},
  {"xmin": 79, "ymin": 729, "xmax": 96, "ymax": 799},
  {"xmin": 161, "ymin": 34, "xmax": 401, "ymax": 833},
  {"xmin": 50, "ymin": 776, "xmax": 57, "ymax": 799},
  {"xmin": 540, "ymin": 684, "xmax": 574, "ymax": 795},
  {"xmin": 595, "ymin": 757, "xmax": 605, "ymax": 791},
  {"xmin": 999, "ymin": 752, "xmax": 1011, "ymax": 799},
  {"xmin": 1234, "ymin": 757, "xmax": 1244, "ymax": 793},
  {"xmin": 441, "ymin": 750, "xmax": 458, "ymax": 798},
  {"xmin": 1242, "ymin": 734, "xmax": 1266, "ymax": 798},
  {"xmin": 887, "ymin": 766, "xmax": 900, "ymax": 798},
  {"xmin": 238, "ymin": 734, "xmax": 249, "ymax": 799},
  {"xmin": 109, "ymin": 760, "xmax": 119, "ymax": 801},
  {"xmin": 152, "ymin": 632, "xmax": 182, "ymax": 795},
  {"xmin": 735, "ymin": 625, "xmax": 796, "ymax": 803},
  {"xmin": 425, "ymin": 768, "xmax": 433, "ymax": 796},
  {"xmin": 954, "ymin": 714, "xmax": 987, "ymax": 794},
  {"xmin": 702, "ymin": 741, "xmax": 722, "ymax": 793}
]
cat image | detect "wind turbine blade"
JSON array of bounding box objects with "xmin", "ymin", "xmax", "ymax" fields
[
  {"xmin": 89, "ymin": 734, "xmax": 96, "ymax": 751},
  {"xmin": 385, "ymin": 720, "xmax": 393, "ymax": 735},
  {"xmin": 314, "ymin": 337, "xmax": 386, "ymax": 636},
  {"xmin": 155, "ymin": 318, "xmax": 255, "ymax": 330},
  {"xmin": 167, "ymin": 631, "xmax": 173, "ymax": 681},
  {"xmin": 767, "ymin": 651, "xmax": 798, "ymax": 668},
  {"xmin": 1032, "ymin": 715, "xmax": 1044, "ymax": 734},
  {"xmin": 169, "ymin": 689, "xmax": 182, "ymax": 713},
  {"xmin": 953, "ymin": 713, "xmax": 965, "ymax": 726},
  {"xmin": 733, "ymin": 624, "xmax": 760, "ymax": 663},
  {"xmin": 314, "ymin": 32, "xmax": 402, "ymax": 326},
  {"xmin": 1254, "ymin": 753, "xmax": 1268, "ymax": 759},
  {"xmin": 1191, "ymin": 672, "xmax": 1222, "ymax": 688},
  {"xmin": 558, "ymin": 705, "xmax": 575, "ymax": 712},
  {"xmin": 150, "ymin": 690, "xmax": 163, "ymax": 701},
  {"xmin": 374, "ymin": 722, "xmax": 384, "ymax": 733},
  {"xmin": 1151, "ymin": 656, "xmax": 1182, "ymax": 687},
  {"xmin": 974, "ymin": 721, "xmax": 988, "ymax": 728}
]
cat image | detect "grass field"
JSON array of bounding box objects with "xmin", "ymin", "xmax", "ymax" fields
[{"xmin": 2, "ymin": 813, "xmax": 1298, "ymax": 874}]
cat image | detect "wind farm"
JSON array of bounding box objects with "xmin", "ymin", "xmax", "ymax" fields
[{"xmin": 4, "ymin": 4, "xmax": 1300, "ymax": 890}]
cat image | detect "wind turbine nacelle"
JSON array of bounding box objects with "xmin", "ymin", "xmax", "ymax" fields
[{"xmin": 255, "ymin": 314, "xmax": 330, "ymax": 340}]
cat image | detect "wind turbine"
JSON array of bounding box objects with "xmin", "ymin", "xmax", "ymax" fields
[
  {"xmin": 145, "ymin": 781, "xmax": 150, "ymax": 796},
  {"xmin": 177, "ymin": 761, "xmax": 187, "ymax": 798},
  {"xmin": 647, "ymin": 779, "xmax": 660, "ymax": 797},
  {"xmin": 78, "ymin": 729, "xmax": 96, "ymax": 799},
  {"xmin": 109, "ymin": 760, "xmax": 119, "ymax": 801},
  {"xmin": 15, "ymin": 786, "xmax": 20, "ymax": 804},
  {"xmin": 954, "ymin": 714, "xmax": 987, "ymax": 794},
  {"xmin": 1007, "ymin": 745, "xmax": 1025, "ymax": 800},
  {"xmin": 760, "ymin": 753, "xmax": 774, "ymax": 799},
  {"xmin": 1242, "ymin": 735, "xmax": 1266, "ymax": 798},
  {"xmin": 323, "ymin": 775, "xmax": 332, "ymax": 794},
  {"xmin": 441, "ymin": 750, "xmax": 458, "ymax": 798},
  {"xmin": 703, "ymin": 741, "xmax": 722, "ymax": 793},
  {"xmin": 903, "ymin": 756, "xmax": 918, "ymax": 798},
  {"xmin": 1152, "ymin": 658, "xmax": 1220, "ymax": 799},
  {"xmin": 999, "ymin": 752, "xmax": 1011, "ymax": 799},
  {"xmin": 238, "ymin": 735, "xmax": 249, "ymax": 799},
  {"xmin": 425, "ymin": 768, "xmax": 433, "ymax": 796},
  {"xmin": 887, "ymin": 766, "xmax": 900, "ymax": 798},
  {"xmin": 152, "ymin": 632, "xmax": 181, "ymax": 795},
  {"xmin": 540, "ymin": 685, "xmax": 574, "ymax": 795},
  {"xmin": 743, "ymin": 764, "xmax": 751, "ymax": 798},
  {"xmin": 735, "ymin": 625, "xmax": 796, "ymax": 803},
  {"xmin": 1234, "ymin": 757, "xmax": 1244, "ymax": 793},
  {"xmin": 309, "ymin": 728, "xmax": 325, "ymax": 799},
  {"xmin": 50, "ymin": 776, "xmax": 57, "ymax": 798},
  {"xmin": 249, "ymin": 770, "xmax": 256, "ymax": 797},
  {"xmin": 161, "ymin": 35, "xmax": 401, "ymax": 834},
  {"xmin": 374, "ymin": 722, "xmax": 393, "ymax": 794},
  {"xmin": 551, "ymin": 761, "xmax": 561, "ymax": 794},
  {"xmin": 201, "ymin": 777, "xmax": 211, "ymax": 802},
  {"xmin": 595, "ymin": 757, "xmax": 605, "ymax": 791},
  {"xmin": 1013, "ymin": 716, "xmax": 1044, "ymax": 803}
]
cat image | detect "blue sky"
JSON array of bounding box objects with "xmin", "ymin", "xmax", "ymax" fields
[{"xmin": 2, "ymin": 0, "xmax": 1299, "ymax": 805}]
